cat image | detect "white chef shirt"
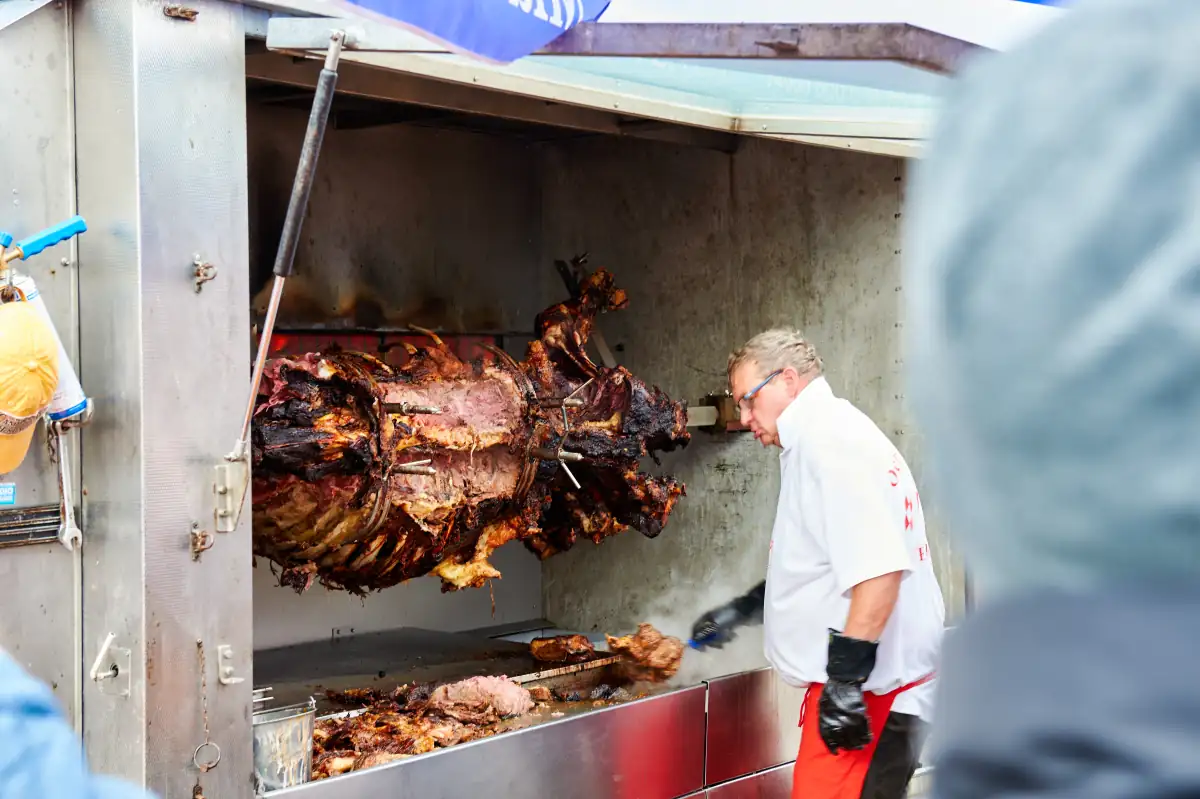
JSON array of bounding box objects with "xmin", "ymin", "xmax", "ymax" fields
[{"xmin": 763, "ymin": 377, "xmax": 944, "ymax": 718}]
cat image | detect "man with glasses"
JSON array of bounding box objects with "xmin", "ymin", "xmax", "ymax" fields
[{"xmin": 691, "ymin": 328, "xmax": 944, "ymax": 799}]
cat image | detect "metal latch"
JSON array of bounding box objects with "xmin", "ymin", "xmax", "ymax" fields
[
  {"xmin": 88, "ymin": 632, "xmax": 131, "ymax": 697},
  {"xmin": 213, "ymin": 458, "xmax": 249, "ymax": 534},
  {"xmin": 193, "ymin": 254, "xmax": 217, "ymax": 293}
]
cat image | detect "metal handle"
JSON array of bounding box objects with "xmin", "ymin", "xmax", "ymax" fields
[
  {"xmin": 229, "ymin": 29, "xmax": 345, "ymax": 469},
  {"xmin": 88, "ymin": 633, "xmax": 117, "ymax": 682},
  {"xmin": 271, "ymin": 40, "xmax": 342, "ymax": 279},
  {"xmin": 7, "ymin": 215, "xmax": 87, "ymax": 262}
]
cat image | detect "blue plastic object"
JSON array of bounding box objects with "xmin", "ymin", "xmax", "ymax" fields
[
  {"xmin": 0, "ymin": 232, "xmax": 12, "ymax": 249},
  {"xmin": 13, "ymin": 215, "xmax": 87, "ymax": 259},
  {"xmin": 0, "ymin": 650, "xmax": 156, "ymax": 798},
  {"xmin": 331, "ymin": 0, "xmax": 611, "ymax": 64}
]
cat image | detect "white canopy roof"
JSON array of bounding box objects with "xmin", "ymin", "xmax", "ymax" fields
[{"xmin": 253, "ymin": 0, "xmax": 1067, "ymax": 156}]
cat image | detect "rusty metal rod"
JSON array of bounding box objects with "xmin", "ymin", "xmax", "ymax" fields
[
  {"xmin": 396, "ymin": 462, "xmax": 437, "ymax": 476},
  {"xmin": 538, "ymin": 397, "xmax": 585, "ymax": 409},
  {"xmin": 532, "ymin": 448, "xmax": 584, "ymax": 463},
  {"xmin": 383, "ymin": 402, "xmax": 442, "ymax": 415}
]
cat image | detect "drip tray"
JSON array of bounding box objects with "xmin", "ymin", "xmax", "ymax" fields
[{"xmin": 255, "ymin": 627, "xmax": 616, "ymax": 714}]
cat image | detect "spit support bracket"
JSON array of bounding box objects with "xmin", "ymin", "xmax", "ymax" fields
[
  {"xmin": 686, "ymin": 392, "xmax": 748, "ymax": 433},
  {"xmin": 213, "ymin": 457, "xmax": 250, "ymax": 534}
]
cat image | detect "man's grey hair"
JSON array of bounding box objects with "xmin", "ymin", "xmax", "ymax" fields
[{"xmin": 728, "ymin": 328, "xmax": 824, "ymax": 382}]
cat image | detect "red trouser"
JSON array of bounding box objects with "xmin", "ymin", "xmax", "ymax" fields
[{"xmin": 792, "ymin": 674, "xmax": 933, "ymax": 799}]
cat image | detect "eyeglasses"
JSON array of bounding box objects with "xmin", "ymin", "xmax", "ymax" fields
[{"xmin": 737, "ymin": 370, "xmax": 782, "ymax": 413}]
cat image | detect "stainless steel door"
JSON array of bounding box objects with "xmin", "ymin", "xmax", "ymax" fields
[{"xmin": 0, "ymin": 0, "xmax": 83, "ymax": 728}]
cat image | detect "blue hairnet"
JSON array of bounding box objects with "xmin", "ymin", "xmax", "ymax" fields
[
  {"xmin": 905, "ymin": 0, "xmax": 1200, "ymax": 601},
  {"xmin": 0, "ymin": 650, "xmax": 153, "ymax": 799}
]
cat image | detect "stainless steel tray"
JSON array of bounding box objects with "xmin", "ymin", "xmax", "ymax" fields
[
  {"xmin": 271, "ymin": 683, "xmax": 708, "ymax": 799},
  {"xmin": 256, "ymin": 626, "xmax": 554, "ymax": 713}
]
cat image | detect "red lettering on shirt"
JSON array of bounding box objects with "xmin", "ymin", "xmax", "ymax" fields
[
  {"xmin": 905, "ymin": 515, "xmax": 912, "ymax": 530},
  {"xmin": 917, "ymin": 545, "xmax": 927, "ymax": 561},
  {"xmin": 888, "ymin": 468, "xmax": 899, "ymax": 487},
  {"xmin": 904, "ymin": 497, "xmax": 912, "ymax": 512}
]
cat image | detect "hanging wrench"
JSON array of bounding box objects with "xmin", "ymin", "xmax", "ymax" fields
[{"xmin": 54, "ymin": 422, "xmax": 82, "ymax": 551}]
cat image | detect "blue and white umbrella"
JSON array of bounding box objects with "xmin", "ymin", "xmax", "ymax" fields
[{"xmin": 326, "ymin": 0, "xmax": 612, "ymax": 64}]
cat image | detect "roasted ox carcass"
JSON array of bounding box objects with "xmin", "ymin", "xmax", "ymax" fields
[{"xmin": 252, "ymin": 269, "xmax": 689, "ymax": 593}]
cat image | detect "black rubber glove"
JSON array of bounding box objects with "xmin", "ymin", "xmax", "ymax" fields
[
  {"xmin": 690, "ymin": 581, "xmax": 766, "ymax": 650},
  {"xmin": 818, "ymin": 629, "xmax": 879, "ymax": 754}
]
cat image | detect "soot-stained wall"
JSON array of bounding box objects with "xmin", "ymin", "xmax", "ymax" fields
[
  {"xmin": 247, "ymin": 102, "xmax": 545, "ymax": 649},
  {"xmin": 538, "ymin": 136, "xmax": 964, "ymax": 674},
  {"xmin": 246, "ymin": 96, "xmax": 963, "ymax": 651}
]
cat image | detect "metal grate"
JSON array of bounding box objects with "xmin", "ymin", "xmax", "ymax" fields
[{"xmin": 0, "ymin": 503, "xmax": 62, "ymax": 548}]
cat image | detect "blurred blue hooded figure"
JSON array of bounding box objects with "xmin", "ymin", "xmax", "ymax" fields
[
  {"xmin": 905, "ymin": 0, "xmax": 1200, "ymax": 795},
  {"xmin": 0, "ymin": 650, "xmax": 152, "ymax": 798}
]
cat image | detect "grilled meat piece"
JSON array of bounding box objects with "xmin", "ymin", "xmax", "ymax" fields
[
  {"xmin": 325, "ymin": 687, "xmax": 390, "ymax": 707},
  {"xmin": 427, "ymin": 676, "xmax": 534, "ymax": 723},
  {"xmin": 252, "ymin": 267, "xmax": 690, "ymax": 594},
  {"xmin": 312, "ymin": 675, "xmax": 534, "ymax": 780},
  {"xmin": 313, "ymin": 751, "xmax": 358, "ymax": 779},
  {"xmin": 590, "ymin": 684, "xmax": 618, "ymax": 700},
  {"xmin": 528, "ymin": 686, "xmax": 553, "ymax": 702},
  {"xmin": 606, "ymin": 623, "xmax": 685, "ymax": 683},
  {"xmin": 354, "ymin": 752, "xmax": 411, "ymax": 770},
  {"xmin": 530, "ymin": 634, "xmax": 595, "ymax": 664}
]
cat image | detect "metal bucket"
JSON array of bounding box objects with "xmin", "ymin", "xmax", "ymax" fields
[{"xmin": 252, "ymin": 697, "xmax": 316, "ymax": 792}]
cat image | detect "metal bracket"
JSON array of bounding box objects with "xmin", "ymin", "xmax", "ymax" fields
[
  {"xmin": 213, "ymin": 457, "xmax": 250, "ymax": 534},
  {"xmin": 217, "ymin": 645, "xmax": 244, "ymax": 686},
  {"xmin": 88, "ymin": 632, "xmax": 131, "ymax": 697},
  {"xmin": 193, "ymin": 255, "xmax": 217, "ymax": 293},
  {"xmin": 687, "ymin": 393, "xmax": 748, "ymax": 433}
]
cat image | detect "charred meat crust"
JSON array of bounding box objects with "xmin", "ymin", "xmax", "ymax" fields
[
  {"xmin": 252, "ymin": 268, "xmax": 689, "ymax": 594},
  {"xmin": 529, "ymin": 634, "xmax": 596, "ymax": 664}
]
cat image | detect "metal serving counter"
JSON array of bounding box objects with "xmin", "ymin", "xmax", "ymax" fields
[
  {"xmin": 258, "ymin": 638, "xmax": 811, "ymax": 799},
  {"xmin": 707, "ymin": 763, "xmax": 793, "ymax": 799},
  {"xmin": 705, "ymin": 668, "xmax": 804, "ymax": 786}
]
